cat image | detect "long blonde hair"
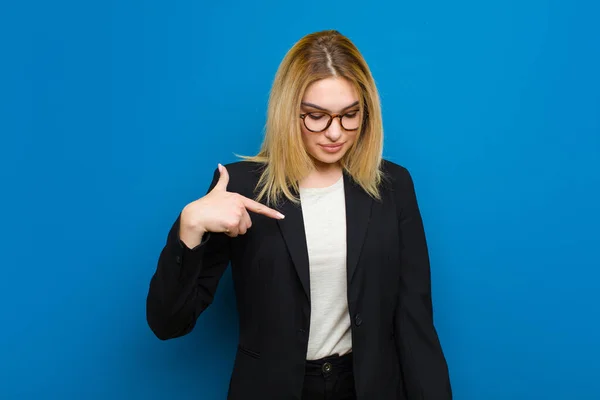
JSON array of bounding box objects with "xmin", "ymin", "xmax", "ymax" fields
[{"xmin": 241, "ymin": 30, "xmax": 384, "ymax": 205}]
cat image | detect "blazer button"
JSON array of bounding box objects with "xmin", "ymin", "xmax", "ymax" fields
[
  {"xmin": 175, "ymin": 255, "xmax": 182, "ymax": 265},
  {"xmin": 354, "ymin": 314, "xmax": 363, "ymax": 327}
]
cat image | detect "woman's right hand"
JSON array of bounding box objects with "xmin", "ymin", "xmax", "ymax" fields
[{"xmin": 179, "ymin": 164, "xmax": 285, "ymax": 248}]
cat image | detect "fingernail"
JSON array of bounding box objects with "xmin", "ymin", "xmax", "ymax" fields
[
  {"xmin": 278, "ymin": 212, "xmax": 285, "ymax": 219},
  {"xmin": 218, "ymin": 163, "xmax": 222, "ymax": 171}
]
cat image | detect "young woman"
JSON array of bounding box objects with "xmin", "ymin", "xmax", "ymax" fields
[{"xmin": 146, "ymin": 30, "xmax": 452, "ymax": 400}]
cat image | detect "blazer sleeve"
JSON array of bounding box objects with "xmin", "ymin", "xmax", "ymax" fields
[
  {"xmin": 392, "ymin": 166, "xmax": 452, "ymax": 399},
  {"xmin": 146, "ymin": 168, "xmax": 231, "ymax": 340}
]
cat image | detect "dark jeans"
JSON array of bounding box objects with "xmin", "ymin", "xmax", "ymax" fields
[{"xmin": 301, "ymin": 352, "xmax": 357, "ymax": 400}]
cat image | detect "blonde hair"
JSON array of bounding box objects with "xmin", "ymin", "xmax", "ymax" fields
[{"xmin": 241, "ymin": 30, "xmax": 384, "ymax": 205}]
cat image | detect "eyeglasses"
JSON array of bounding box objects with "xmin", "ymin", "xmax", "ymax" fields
[{"xmin": 299, "ymin": 110, "xmax": 361, "ymax": 133}]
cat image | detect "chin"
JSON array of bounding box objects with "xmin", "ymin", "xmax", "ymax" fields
[{"xmin": 312, "ymin": 150, "xmax": 347, "ymax": 166}]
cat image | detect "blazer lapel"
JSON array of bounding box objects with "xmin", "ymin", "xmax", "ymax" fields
[
  {"xmin": 277, "ymin": 194, "xmax": 311, "ymax": 301},
  {"xmin": 275, "ymin": 172, "xmax": 373, "ymax": 301},
  {"xmin": 344, "ymin": 171, "xmax": 373, "ymax": 284}
]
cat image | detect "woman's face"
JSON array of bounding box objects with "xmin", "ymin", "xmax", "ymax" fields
[{"xmin": 300, "ymin": 77, "xmax": 360, "ymax": 169}]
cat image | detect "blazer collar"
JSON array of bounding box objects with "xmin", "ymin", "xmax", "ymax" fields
[{"xmin": 276, "ymin": 170, "xmax": 374, "ymax": 301}]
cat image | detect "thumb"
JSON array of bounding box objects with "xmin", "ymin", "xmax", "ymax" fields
[{"xmin": 213, "ymin": 163, "xmax": 230, "ymax": 191}]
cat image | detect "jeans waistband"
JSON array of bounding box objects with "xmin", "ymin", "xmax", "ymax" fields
[{"xmin": 305, "ymin": 352, "xmax": 353, "ymax": 376}]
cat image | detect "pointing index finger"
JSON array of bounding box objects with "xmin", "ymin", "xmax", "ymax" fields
[{"xmin": 241, "ymin": 196, "xmax": 285, "ymax": 219}]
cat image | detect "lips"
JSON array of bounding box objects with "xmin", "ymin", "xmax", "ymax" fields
[{"xmin": 319, "ymin": 143, "xmax": 345, "ymax": 153}]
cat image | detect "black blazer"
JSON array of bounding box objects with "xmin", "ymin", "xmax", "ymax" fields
[{"xmin": 146, "ymin": 159, "xmax": 452, "ymax": 399}]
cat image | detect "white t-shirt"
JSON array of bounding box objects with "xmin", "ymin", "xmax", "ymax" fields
[{"xmin": 299, "ymin": 176, "xmax": 352, "ymax": 361}]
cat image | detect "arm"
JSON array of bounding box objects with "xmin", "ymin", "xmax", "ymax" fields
[
  {"xmin": 393, "ymin": 166, "xmax": 452, "ymax": 399},
  {"xmin": 146, "ymin": 169, "xmax": 231, "ymax": 340}
]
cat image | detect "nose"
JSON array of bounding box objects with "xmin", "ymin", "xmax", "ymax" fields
[{"xmin": 324, "ymin": 117, "xmax": 343, "ymax": 141}]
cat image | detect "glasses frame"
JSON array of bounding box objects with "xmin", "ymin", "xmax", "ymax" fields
[{"xmin": 299, "ymin": 110, "xmax": 362, "ymax": 133}]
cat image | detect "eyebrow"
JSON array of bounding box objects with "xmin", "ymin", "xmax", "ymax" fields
[{"xmin": 300, "ymin": 100, "xmax": 360, "ymax": 112}]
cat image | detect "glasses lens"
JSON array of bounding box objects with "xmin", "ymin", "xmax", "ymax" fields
[
  {"xmin": 341, "ymin": 111, "xmax": 361, "ymax": 130},
  {"xmin": 304, "ymin": 112, "xmax": 330, "ymax": 132}
]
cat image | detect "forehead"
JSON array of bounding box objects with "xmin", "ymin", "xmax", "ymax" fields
[{"xmin": 302, "ymin": 77, "xmax": 359, "ymax": 109}]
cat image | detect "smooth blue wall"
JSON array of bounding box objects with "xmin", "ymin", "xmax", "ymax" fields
[{"xmin": 1, "ymin": 1, "xmax": 598, "ymax": 399}]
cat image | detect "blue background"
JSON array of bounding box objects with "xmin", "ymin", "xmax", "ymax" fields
[{"xmin": 1, "ymin": 0, "xmax": 599, "ymax": 399}]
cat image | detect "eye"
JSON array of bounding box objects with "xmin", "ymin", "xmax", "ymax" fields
[
  {"xmin": 307, "ymin": 112, "xmax": 326, "ymax": 120},
  {"xmin": 344, "ymin": 111, "xmax": 359, "ymax": 119}
]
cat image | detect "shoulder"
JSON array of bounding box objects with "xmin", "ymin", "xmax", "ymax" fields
[
  {"xmin": 380, "ymin": 158, "xmax": 412, "ymax": 187},
  {"xmin": 222, "ymin": 160, "xmax": 265, "ymax": 178},
  {"xmin": 379, "ymin": 159, "xmax": 420, "ymax": 208},
  {"xmin": 220, "ymin": 160, "xmax": 265, "ymax": 194}
]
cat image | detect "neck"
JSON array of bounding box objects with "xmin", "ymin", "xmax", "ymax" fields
[{"xmin": 299, "ymin": 161, "xmax": 343, "ymax": 189}]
